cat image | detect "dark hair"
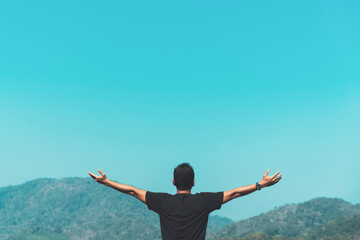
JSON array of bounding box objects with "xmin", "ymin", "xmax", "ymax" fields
[{"xmin": 173, "ymin": 163, "xmax": 195, "ymax": 190}]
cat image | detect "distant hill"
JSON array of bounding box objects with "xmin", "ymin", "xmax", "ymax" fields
[
  {"xmin": 306, "ymin": 213, "xmax": 360, "ymax": 240},
  {"xmin": 1, "ymin": 178, "xmax": 359, "ymax": 240},
  {"xmin": 215, "ymin": 214, "xmax": 360, "ymax": 240},
  {"xmin": 212, "ymin": 197, "xmax": 360, "ymax": 240},
  {"xmin": 0, "ymin": 178, "xmax": 232, "ymax": 240}
]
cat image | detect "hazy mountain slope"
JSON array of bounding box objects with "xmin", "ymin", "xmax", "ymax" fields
[
  {"xmin": 305, "ymin": 213, "xmax": 360, "ymax": 240},
  {"xmin": 217, "ymin": 214, "xmax": 360, "ymax": 240},
  {"xmin": 1, "ymin": 178, "xmax": 358, "ymax": 240},
  {"xmin": 212, "ymin": 198, "xmax": 360, "ymax": 239},
  {"xmin": 0, "ymin": 177, "xmax": 232, "ymax": 240}
]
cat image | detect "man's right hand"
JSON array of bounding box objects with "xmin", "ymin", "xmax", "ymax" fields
[
  {"xmin": 260, "ymin": 169, "xmax": 282, "ymax": 187},
  {"xmin": 88, "ymin": 169, "xmax": 147, "ymax": 204},
  {"xmin": 88, "ymin": 169, "xmax": 109, "ymax": 185}
]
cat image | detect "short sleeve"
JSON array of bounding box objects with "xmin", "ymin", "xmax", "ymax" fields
[
  {"xmin": 146, "ymin": 191, "xmax": 168, "ymax": 213},
  {"xmin": 200, "ymin": 192, "xmax": 224, "ymax": 212}
]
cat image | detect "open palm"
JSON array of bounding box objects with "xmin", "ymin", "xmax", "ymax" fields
[
  {"xmin": 88, "ymin": 169, "xmax": 108, "ymax": 185},
  {"xmin": 261, "ymin": 169, "xmax": 282, "ymax": 187}
]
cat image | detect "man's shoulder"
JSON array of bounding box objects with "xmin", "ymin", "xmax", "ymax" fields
[
  {"xmin": 194, "ymin": 192, "xmax": 224, "ymax": 202},
  {"xmin": 195, "ymin": 191, "xmax": 224, "ymax": 196},
  {"xmin": 146, "ymin": 191, "xmax": 172, "ymax": 199},
  {"xmin": 195, "ymin": 192, "xmax": 224, "ymax": 211},
  {"xmin": 146, "ymin": 191, "xmax": 223, "ymax": 200}
]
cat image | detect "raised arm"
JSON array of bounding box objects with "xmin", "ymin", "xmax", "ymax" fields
[
  {"xmin": 223, "ymin": 169, "xmax": 282, "ymax": 204},
  {"xmin": 88, "ymin": 169, "xmax": 147, "ymax": 204}
]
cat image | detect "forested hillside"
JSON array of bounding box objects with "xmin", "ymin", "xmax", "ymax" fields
[
  {"xmin": 0, "ymin": 178, "xmax": 359, "ymax": 240},
  {"xmin": 215, "ymin": 214, "xmax": 360, "ymax": 240},
  {"xmin": 0, "ymin": 178, "xmax": 231, "ymax": 240},
  {"xmin": 212, "ymin": 198, "xmax": 360, "ymax": 240}
]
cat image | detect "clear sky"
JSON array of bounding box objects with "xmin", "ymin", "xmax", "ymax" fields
[{"xmin": 0, "ymin": 0, "xmax": 359, "ymax": 221}]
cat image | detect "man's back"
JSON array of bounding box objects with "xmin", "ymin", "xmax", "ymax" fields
[
  {"xmin": 89, "ymin": 165, "xmax": 281, "ymax": 239},
  {"xmin": 146, "ymin": 191, "xmax": 223, "ymax": 240}
]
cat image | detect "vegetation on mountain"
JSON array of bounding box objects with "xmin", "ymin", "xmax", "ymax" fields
[
  {"xmin": 305, "ymin": 213, "xmax": 360, "ymax": 240},
  {"xmin": 0, "ymin": 178, "xmax": 231, "ymax": 240},
  {"xmin": 216, "ymin": 214, "xmax": 360, "ymax": 240},
  {"xmin": 0, "ymin": 178, "xmax": 359, "ymax": 240},
  {"xmin": 213, "ymin": 198, "xmax": 360, "ymax": 240}
]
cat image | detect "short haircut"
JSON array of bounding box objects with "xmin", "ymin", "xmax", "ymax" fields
[{"xmin": 173, "ymin": 163, "xmax": 195, "ymax": 190}]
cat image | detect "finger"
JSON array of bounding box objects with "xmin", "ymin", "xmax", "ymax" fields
[
  {"xmin": 274, "ymin": 176, "xmax": 282, "ymax": 183},
  {"xmin": 272, "ymin": 171, "xmax": 280, "ymax": 179},
  {"xmin": 98, "ymin": 169, "xmax": 106, "ymax": 177},
  {"xmin": 264, "ymin": 169, "xmax": 270, "ymax": 176},
  {"xmin": 88, "ymin": 172, "xmax": 98, "ymax": 179}
]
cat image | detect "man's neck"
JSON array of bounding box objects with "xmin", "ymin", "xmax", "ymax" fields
[{"xmin": 176, "ymin": 189, "xmax": 191, "ymax": 194}]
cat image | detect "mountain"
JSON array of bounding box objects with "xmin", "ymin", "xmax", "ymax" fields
[
  {"xmin": 0, "ymin": 177, "xmax": 232, "ymax": 240},
  {"xmin": 212, "ymin": 197, "xmax": 360, "ymax": 240},
  {"xmin": 1, "ymin": 178, "xmax": 359, "ymax": 240},
  {"xmin": 306, "ymin": 213, "xmax": 360, "ymax": 240},
  {"xmin": 215, "ymin": 214, "xmax": 360, "ymax": 240}
]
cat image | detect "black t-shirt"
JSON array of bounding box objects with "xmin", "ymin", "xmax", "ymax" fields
[{"xmin": 146, "ymin": 191, "xmax": 224, "ymax": 240}]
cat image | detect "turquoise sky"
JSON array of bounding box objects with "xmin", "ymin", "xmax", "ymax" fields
[{"xmin": 1, "ymin": 0, "xmax": 359, "ymax": 220}]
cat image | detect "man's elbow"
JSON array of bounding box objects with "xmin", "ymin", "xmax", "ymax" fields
[
  {"xmin": 223, "ymin": 190, "xmax": 237, "ymax": 204},
  {"xmin": 124, "ymin": 186, "xmax": 137, "ymax": 196}
]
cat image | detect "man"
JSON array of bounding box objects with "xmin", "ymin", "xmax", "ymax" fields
[{"xmin": 88, "ymin": 163, "xmax": 282, "ymax": 240}]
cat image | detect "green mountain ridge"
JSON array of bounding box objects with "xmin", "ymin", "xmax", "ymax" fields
[
  {"xmin": 0, "ymin": 178, "xmax": 359, "ymax": 240},
  {"xmin": 0, "ymin": 177, "xmax": 232, "ymax": 240},
  {"xmin": 216, "ymin": 214, "xmax": 360, "ymax": 240},
  {"xmin": 211, "ymin": 197, "xmax": 360, "ymax": 240}
]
